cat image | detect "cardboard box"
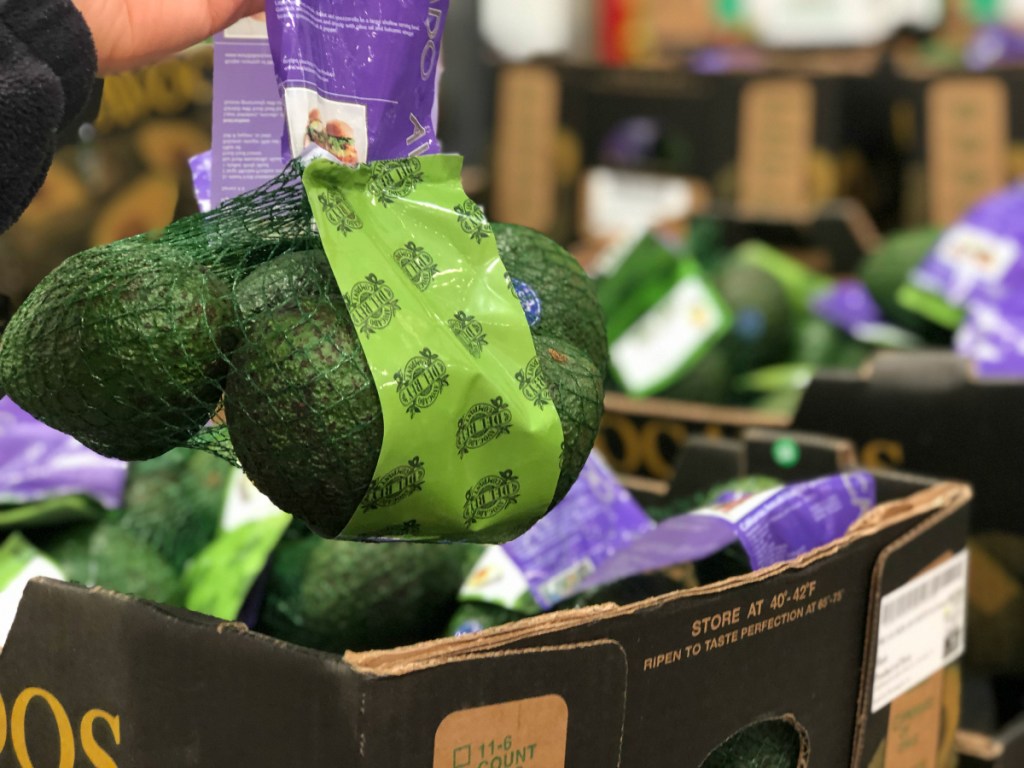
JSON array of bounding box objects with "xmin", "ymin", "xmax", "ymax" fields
[
  {"xmin": 489, "ymin": 63, "xmax": 891, "ymax": 244},
  {"xmin": 793, "ymin": 350, "xmax": 1024, "ymax": 537},
  {"xmin": 0, "ymin": 431, "xmax": 970, "ymax": 767},
  {"xmin": 886, "ymin": 67, "xmax": 1022, "ymax": 227}
]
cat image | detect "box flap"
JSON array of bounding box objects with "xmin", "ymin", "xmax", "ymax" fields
[
  {"xmin": 795, "ymin": 349, "xmax": 1024, "ymax": 534},
  {"xmin": 851, "ymin": 482, "xmax": 972, "ymax": 766},
  {"xmin": 0, "ymin": 579, "xmax": 362, "ymax": 766},
  {"xmin": 358, "ymin": 641, "xmax": 628, "ymax": 767}
]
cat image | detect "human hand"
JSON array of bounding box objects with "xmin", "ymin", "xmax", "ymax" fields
[{"xmin": 73, "ymin": 0, "xmax": 266, "ymax": 74}]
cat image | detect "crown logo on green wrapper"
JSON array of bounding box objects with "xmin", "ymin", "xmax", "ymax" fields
[
  {"xmin": 448, "ymin": 310, "xmax": 488, "ymax": 358},
  {"xmin": 516, "ymin": 356, "xmax": 550, "ymax": 409},
  {"xmin": 395, "ymin": 348, "xmax": 449, "ymax": 417},
  {"xmin": 392, "ymin": 241, "xmax": 438, "ymax": 291},
  {"xmin": 456, "ymin": 397, "xmax": 512, "ymax": 457},
  {"xmin": 346, "ymin": 274, "xmax": 400, "ymax": 335},
  {"xmin": 367, "ymin": 158, "xmax": 424, "ymax": 206},
  {"xmin": 455, "ymin": 200, "xmax": 492, "ymax": 243},
  {"xmin": 463, "ymin": 469, "xmax": 520, "ymax": 527},
  {"xmin": 361, "ymin": 457, "xmax": 426, "ymax": 511},
  {"xmin": 317, "ymin": 190, "xmax": 363, "ymax": 234}
]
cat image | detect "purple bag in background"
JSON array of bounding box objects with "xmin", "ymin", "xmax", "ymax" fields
[
  {"xmin": 501, "ymin": 452, "xmax": 655, "ymax": 610},
  {"xmin": 812, "ymin": 279, "xmax": 883, "ymax": 335},
  {"xmin": 0, "ymin": 398, "xmax": 128, "ymax": 510},
  {"xmin": 189, "ymin": 151, "xmax": 214, "ymax": 213},
  {"xmin": 266, "ymin": 0, "xmax": 449, "ymax": 165},
  {"xmin": 576, "ymin": 472, "xmax": 877, "ymax": 593},
  {"xmin": 907, "ymin": 185, "xmax": 1024, "ymax": 312},
  {"xmin": 954, "ymin": 298, "xmax": 1024, "ymax": 379}
]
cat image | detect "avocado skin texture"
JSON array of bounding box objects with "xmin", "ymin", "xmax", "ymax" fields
[
  {"xmin": 234, "ymin": 248, "xmax": 338, "ymax": 325},
  {"xmin": 257, "ymin": 536, "xmax": 482, "ymax": 652},
  {"xmin": 493, "ymin": 222, "xmax": 609, "ymax": 379},
  {"xmin": 110, "ymin": 448, "xmax": 232, "ymax": 570},
  {"xmin": 226, "ymin": 233, "xmax": 604, "ymax": 541},
  {"xmin": 0, "ymin": 246, "xmax": 235, "ymax": 460},
  {"xmin": 536, "ymin": 335, "xmax": 604, "ymax": 511},
  {"xmin": 226, "ymin": 298, "xmax": 382, "ymax": 538},
  {"xmin": 228, "ymin": 291, "xmax": 603, "ymax": 538}
]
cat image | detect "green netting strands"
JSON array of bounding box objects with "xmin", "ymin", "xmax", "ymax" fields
[
  {"xmin": 0, "ymin": 160, "xmax": 608, "ymax": 542},
  {"xmin": 0, "ymin": 161, "xmax": 317, "ymax": 463}
]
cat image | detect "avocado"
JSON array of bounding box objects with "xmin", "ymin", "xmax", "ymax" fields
[
  {"xmin": 492, "ymin": 223, "xmax": 609, "ymax": 377},
  {"xmin": 658, "ymin": 345, "xmax": 733, "ymax": 404},
  {"xmin": 699, "ymin": 719, "xmax": 803, "ymax": 768},
  {"xmin": 111, "ymin": 448, "xmax": 232, "ymax": 570},
  {"xmin": 715, "ymin": 262, "xmax": 792, "ymax": 373},
  {"xmin": 256, "ymin": 536, "xmax": 482, "ymax": 653},
  {"xmin": 0, "ymin": 245, "xmax": 235, "ymax": 460},
  {"xmin": 859, "ymin": 228, "xmax": 946, "ymax": 339},
  {"xmin": 43, "ymin": 522, "xmax": 181, "ymax": 605},
  {"xmin": 233, "ymin": 248, "xmax": 339, "ymax": 325},
  {"xmin": 227, "ymin": 270, "xmax": 603, "ymax": 538},
  {"xmin": 226, "ymin": 298, "xmax": 383, "ymax": 539}
]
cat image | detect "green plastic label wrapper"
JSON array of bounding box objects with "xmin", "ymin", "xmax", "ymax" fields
[{"xmin": 303, "ymin": 155, "xmax": 564, "ymax": 541}]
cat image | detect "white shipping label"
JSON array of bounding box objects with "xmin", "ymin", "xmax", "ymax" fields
[{"xmin": 871, "ymin": 549, "xmax": 968, "ymax": 713}]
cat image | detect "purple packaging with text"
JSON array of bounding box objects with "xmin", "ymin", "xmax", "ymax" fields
[
  {"xmin": 576, "ymin": 472, "xmax": 877, "ymax": 593},
  {"xmin": 266, "ymin": 0, "xmax": 448, "ymax": 165},
  {"xmin": 501, "ymin": 452, "xmax": 655, "ymax": 610}
]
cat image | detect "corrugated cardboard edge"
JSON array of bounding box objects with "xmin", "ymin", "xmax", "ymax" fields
[
  {"xmin": 347, "ymin": 480, "xmax": 972, "ymax": 678},
  {"xmin": 956, "ymin": 730, "xmax": 1005, "ymax": 761},
  {"xmin": 847, "ymin": 481, "xmax": 973, "ymax": 766},
  {"xmin": 603, "ymin": 391, "xmax": 792, "ymax": 427}
]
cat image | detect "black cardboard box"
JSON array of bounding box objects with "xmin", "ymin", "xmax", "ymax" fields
[
  {"xmin": 0, "ymin": 431, "xmax": 970, "ymax": 767},
  {"xmin": 794, "ymin": 350, "xmax": 1024, "ymax": 537}
]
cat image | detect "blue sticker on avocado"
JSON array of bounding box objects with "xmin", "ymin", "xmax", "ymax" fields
[{"xmin": 511, "ymin": 278, "xmax": 542, "ymax": 327}]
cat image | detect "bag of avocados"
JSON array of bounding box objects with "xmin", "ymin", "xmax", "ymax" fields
[{"xmin": 0, "ymin": 3, "xmax": 607, "ymax": 544}]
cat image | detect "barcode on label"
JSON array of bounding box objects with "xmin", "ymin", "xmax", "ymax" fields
[
  {"xmin": 879, "ymin": 556, "xmax": 966, "ymax": 625},
  {"xmin": 871, "ymin": 549, "xmax": 969, "ymax": 713}
]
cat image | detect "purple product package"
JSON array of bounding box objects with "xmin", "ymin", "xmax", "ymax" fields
[
  {"xmin": 954, "ymin": 298, "xmax": 1024, "ymax": 378},
  {"xmin": 576, "ymin": 471, "xmax": 877, "ymax": 593},
  {"xmin": 211, "ymin": 17, "xmax": 287, "ymax": 206},
  {"xmin": 0, "ymin": 398, "xmax": 128, "ymax": 510},
  {"xmin": 812, "ymin": 279, "xmax": 883, "ymax": 334},
  {"xmin": 501, "ymin": 452, "xmax": 655, "ymax": 610},
  {"xmin": 266, "ymin": 0, "xmax": 448, "ymax": 165},
  {"xmin": 907, "ymin": 185, "xmax": 1024, "ymax": 311}
]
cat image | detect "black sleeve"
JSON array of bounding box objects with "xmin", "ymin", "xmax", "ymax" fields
[{"xmin": 0, "ymin": 0, "xmax": 99, "ymax": 235}]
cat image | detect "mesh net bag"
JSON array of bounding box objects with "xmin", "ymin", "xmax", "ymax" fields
[{"xmin": 0, "ymin": 162, "xmax": 606, "ymax": 541}]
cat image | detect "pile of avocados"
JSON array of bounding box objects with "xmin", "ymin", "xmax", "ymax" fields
[
  {"xmin": 614, "ymin": 226, "xmax": 948, "ymax": 413},
  {"xmin": 0, "ymin": 223, "xmax": 608, "ymax": 541}
]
